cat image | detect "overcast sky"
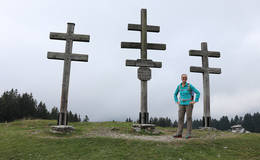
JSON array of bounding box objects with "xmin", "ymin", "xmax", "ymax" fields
[{"xmin": 1, "ymin": 0, "xmax": 260, "ymax": 121}]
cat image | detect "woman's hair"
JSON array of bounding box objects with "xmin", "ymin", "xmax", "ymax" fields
[{"xmin": 181, "ymin": 74, "xmax": 187, "ymax": 78}]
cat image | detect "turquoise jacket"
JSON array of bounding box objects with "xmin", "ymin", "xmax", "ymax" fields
[{"xmin": 174, "ymin": 83, "xmax": 200, "ymax": 105}]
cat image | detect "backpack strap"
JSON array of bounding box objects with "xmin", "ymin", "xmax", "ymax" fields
[{"xmin": 188, "ymin": 83, "xmax": 194, "ymax": 100}]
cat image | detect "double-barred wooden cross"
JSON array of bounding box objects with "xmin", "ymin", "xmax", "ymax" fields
[
  {"xmin": 47, "ymin": 23, "xmax": 90, "ymax": 125},
  {"xmin": 121, "ymin": 9, "xmax": 166, "ymax": 124},
  {"xmin": 189, "ymin": 42, "xmax": 221, "ymax": 127}
]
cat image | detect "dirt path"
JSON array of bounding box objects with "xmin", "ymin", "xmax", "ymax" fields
[
  {"xmin": 38, "ymin": 126, "xmax": 238, "ymax": 142},
  {"xmin": 84, "ymin": 128, "xmax": 190, "ymax": 142},
  {"xmin": 83, "ymin": 127, "xmax": 237, "ymax": 142}
]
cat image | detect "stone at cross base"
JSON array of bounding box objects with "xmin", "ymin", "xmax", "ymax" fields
[
  {"xmin": 47, "ymin": 22, "xmax": 90, "ymax": 131},
  {"xmin": 121, "ymin": 8, "xmax": 166, "ymax": 128},
  {"xmin": 189, "ymin": 42, "xmax": 221, "ymax": 127},
  {"xmin": 50, "ymin": 125, "xmax": 75, "ymax": 134}
]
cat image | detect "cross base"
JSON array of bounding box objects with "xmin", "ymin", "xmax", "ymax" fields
[
  {"xmin": 50, "ymin": 125, "xmax": 75, "ymax": 133},
  {"xmin": 132, "ymin": 123, "xmax": 160, "ymax": 134},
  {"xmin": 198, "ymin": 127, "xmax": 217, "ymax": 131},
  {"xmin": 57, "ymin": 112, "xmax": 69, "ymax": 125},
  {"xmin": 139, "ymin": 112, "xmax": 149, "ymax": 124},
  {"xmin": 203, "ymin": 116, "xmax": 211, "ymax": 127}
]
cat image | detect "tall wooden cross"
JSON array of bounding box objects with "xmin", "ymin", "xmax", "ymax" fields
[
  {"xmin": 121, "ymin": 9, "xmax": 166, "ymax": 124},
  {"xmin": 189, "ymin": 42, "xmax": 221, "ymax": 127},
  {"xmin": 47, "ymin": 23, "xmax": 90, "ymax": 125}
]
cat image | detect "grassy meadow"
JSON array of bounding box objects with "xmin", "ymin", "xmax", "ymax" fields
[{"xmin": 0, "ymin": 120, "xmax": 259, "ymax": 160}]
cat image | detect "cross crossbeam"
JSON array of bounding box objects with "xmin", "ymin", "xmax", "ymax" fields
[
  {"xmin": 189, "ymin": 42, "xmax": 221, "ymax": 127},
  {"xmin": 121, "ymin": 42, "xmax": 166, "ymax": 50},
  {"xmin": 190, "ymin": 66, "xmax": 221, "ymax": 74},
  {"xmin": 190, "ymin": 50, "xmax": 220, "ymax": 58},
  {"xmin": 126, "ymin": 59, "xmax": 162, "ymax": 68},
  {"xmin": 47, "ymin": 23, "xmax": 90, "ymax": 126},
  {"xmin": 50, "ymin": 32, "xmax": 90, "ymax": 42},
  {"xmin": 47, "ymin": 52, "xmax": 88, "ymax": 62},
  {"xmin": 128, "ymin": 24, "xmax": 160, "ymax": 32}
]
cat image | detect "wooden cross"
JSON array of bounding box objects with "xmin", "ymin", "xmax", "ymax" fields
[
  {"xmin": 189, "ymin": 42, "xmax": 221, "ymax": 127},
  {"xmin": 121, "ymin": 9, "xmax": 166, "ymax": 124},
  {"xmin": 47, "ymin": 23, "xmax": 90, "ymax": 125}
]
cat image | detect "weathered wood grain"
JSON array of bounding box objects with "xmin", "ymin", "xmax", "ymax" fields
[
  {"xmin": 189, "ymin": 42, "xmax": 221, "ymax": 127},
  {"xmin": 47, "ymin": 23, "xmax": 90, "ymax": 126}
]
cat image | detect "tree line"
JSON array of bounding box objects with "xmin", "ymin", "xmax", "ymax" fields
[
  {"xmin": 126, "ymin": 113, "xmax": 260, "ymax": 133},
  {"xmin": 0, "ymin": 89, "xmax": 88, "ymax": 123},
  {"xmin": 192, "ymin": 113, "xmax": 260, "ymax": 132},
  {"xmin": 1, "ymin": 89, "xmax": 259, "ymax": 132}
]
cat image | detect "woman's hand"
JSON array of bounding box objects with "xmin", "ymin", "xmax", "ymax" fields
[
  {"xmin": 190, "ymin": 101, "xmax": 196, "ymax": 104},
  {"xmin": 177, "ymin": 101, "xmax": 180, "ymax": 105}
]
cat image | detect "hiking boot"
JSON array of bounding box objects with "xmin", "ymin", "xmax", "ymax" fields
[
  {"xmin": 173, "ymin": 135, "xmax": 182, "ymax": 138},
  {"xmin": 185, "ymin": 135, "xmax": 192, "ymax": 139}
]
